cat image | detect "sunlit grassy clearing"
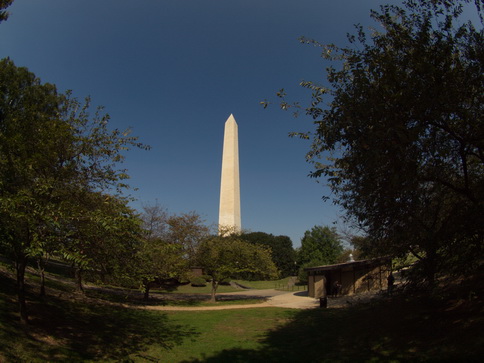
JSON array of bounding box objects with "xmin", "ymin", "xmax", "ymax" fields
[{"xmin": 154, "ymin": 277, "xmax": 295, "ymax": 295}]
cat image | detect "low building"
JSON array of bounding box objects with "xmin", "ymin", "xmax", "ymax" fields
[{"xmin": 305, "ymin": 257, "xmax": 391, "ymax": 298}]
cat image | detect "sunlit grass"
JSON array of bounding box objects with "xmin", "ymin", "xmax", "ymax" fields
[
  {"xmin": 155, "ymin": 283, "xmax": 239, "ymax": 294},
  {"xmin": 233, "ymin": 277, "xmax": 292, "ymax": 289},
  {"xmin": 134, "ymin": 308, "xmax": 296, "ymax": 362},
  {"xmin": 152, "ymin": 276, "xmax": 297, "ymax": 294}
]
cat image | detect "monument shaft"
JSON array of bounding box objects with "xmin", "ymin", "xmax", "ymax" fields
[{"xmin": 219, "ymin": 114, "xmax": 241, "ymax": 233}]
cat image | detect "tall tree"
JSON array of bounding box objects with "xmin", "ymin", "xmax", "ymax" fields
[
  {"xmin": 272, "ymin": 0, "xmax": 483, "ymax": 286},
  {"xmin": 240, "ymin": 232, "xmax": 296, "ymax": 277},
  {"xmin": 141, "ymin": 201, "xmax": 168, "ymax": 241},
  {"xmin": 141, "ymin": 203, "xmax": 210, "ymax": 264},
  {"xmin": 297, "ymin": 226, "xmax": 344, "ymax": 267},
  {"xmin": 135, "ymin": 237, "xmax": 187, "ymax": 300},
  {"xmin": 296, "ymin": 226, "xmax": 344, "ymax": 284},
  {"xmin": 166, "ymin": 211, "xmax": 211, "ymax": 263},
  {"xmin": 0, "ymin": 59, "xmax": 66, "ymax": 322},
  {"xmin": 0, "ymin": 58, "xmax": 147, "ymax": 322},
  {"xmin": 137, "ymin": 203, "xmax": 193, "ymax": 299},
  {"xmin": 60, "ymin": 193, "xmax": 143, "ymax": 291}
]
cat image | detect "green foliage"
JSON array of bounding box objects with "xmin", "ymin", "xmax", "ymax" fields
[
  {"xmin": 196, "ymin": 235, "xmax": 278, "ymax": 301},
  {"xmin": 166, "ymin": 211, "xmax": 211, "ymax": 263},
  {"xmin": 137, "ymin": 203, "xmax": 212, "ymax": 298},
  {"xmin": 200, "ymin": 274, "xmax": 212, "ymax": 282},
  {"xmin": 190, "ymin": 276, "xmax": 207, "ymax": 287},
  {"xmin": 240, "ymin": 232, "xmax": 296, "ymax": 277},
  {"xmin": 296, "ymin": 225, "xmax": 344, "ymax": 284},
  {"xmin": 0, "ymin": 58, "xmax": 147, "ymax": 321},
  {"xmin": 135, "ymin": 238, "xmax": 188, "ymax": 298},
  {"xmin": 0, "ymin": 0, "xmax": 13, "ymax": 23},
  {"xmin": 63, "ymin": 193, "xmax": 143, "ymax": 288},
  {"xmin": 275, "ymin": 0, "xmax": 484, "ymax": 286},
  {"xmin": 141, "ymin": 201, "xmax": 168, "ymax": 240},
  {"xmin": 141, "ymin": 203, "xmax": 211, "ymax": 263},
  {"xmin": 298, "ymin": 226, "xmax": 343, "ymax": 266}
]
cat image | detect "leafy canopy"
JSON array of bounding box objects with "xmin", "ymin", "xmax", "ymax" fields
[
  {"xmin": 240, "ymin": 232, "xmax": 296, "ymax": 277},
  {"xmin": 0, "ymin": 58, "xmax": 147, "ymax": 321},
  {"xmin": 196, "ymin": 235, "xmax": 278, "ymax": 301},
  {"xmin": 270, "ymin": 0, "xmax": 483, "ymax": 285}
]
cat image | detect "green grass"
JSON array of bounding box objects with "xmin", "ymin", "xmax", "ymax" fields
[
  {"xmin": 139, "ymin": 308, "xmax": 295, "ymax": 362},
  {"xmin": 156, "ymin": 283, "xmax": 240, "ymax": 295},
  {"xmin": 84, "ymin": 288, "xmax": 266, "ymax": 307},
  {"xmin": 1, "ymin": 260, "xmax": 483, "ymax": 362},
  {"xmin": 233, "ymin": 277, "xmax": 294, "ymax": 290},
  {"xmin": 153, "ymin": 277, "xmax": 296, "ymax": 294}
]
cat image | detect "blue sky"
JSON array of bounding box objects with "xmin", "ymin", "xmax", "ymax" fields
[{"xmin": 0, "ymin": 0, "xmax": 401, "ymax": 247}]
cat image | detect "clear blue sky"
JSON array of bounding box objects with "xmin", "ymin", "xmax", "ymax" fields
[{"xmin": 0, "ymin": 0, "xmax": 400, "ymax": 247}]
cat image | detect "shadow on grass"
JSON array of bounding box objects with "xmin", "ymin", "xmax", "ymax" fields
[
  {"xmin": 0, "ymin": 272, "xmax": 199, "ymax": 362},
  {"xmin": 186, "ymin": 294, "xmax": 484, "ymax": 362}
]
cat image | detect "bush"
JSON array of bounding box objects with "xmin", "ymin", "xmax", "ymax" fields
[
  {"xmin": 190, "ymin": 277, "xmax": 207, "ymax": 287},
  {"xmin": 201, "ymin": 274, "xmax": 212, "ymax": 282}
]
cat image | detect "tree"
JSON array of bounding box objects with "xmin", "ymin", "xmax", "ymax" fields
[
  {"xmin": 0, "ymin": 58, "xmax": 67, "ymax": 322},
  {"xmin": 141, "ymin": 203, "xmax": 211, "ymax": 264},
  {"xmin": 60, "ymin": 193, "xmax": 143, "ymax": 291},
  {"xmin": 166, "ymin": 211, "xmax": 211, "ymax": 263},
  {"xmin": 240, "ymin": 232, "xmax": 296, "ymax": 277},
  {"xmin": 271, "ymin": 0, "xmax": 483, "ymax": 287},
  {"xmin": 0, "ymin": 0, "xmax": 13, "ymax": 23},
  {"xmin": 196, "ymin": 236, "xmax": 278, "ymax": 302},
  {"xmin": 0, "ymin": 58, "xmax": 147, "ymax": 322},
  {"xmin": 297, "ymin": 226, "xmax": 344, "ymax": 269},
  {"xmin": 135, "ymin": 237, "xmax": 187, "ymax": 300},
  {"xmin": 141, "ymin": 201, "xmax": 168, "ymax": 241},
  {"xmin": 296, "ymin": 226, "xmax": 343, "ymax": 284},
  {"xmin": 137, "ymin": 202, "xmax": 192, "ymax": 300}
]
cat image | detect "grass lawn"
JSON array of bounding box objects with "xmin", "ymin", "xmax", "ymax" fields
[
  {"xmin": 152, "ymin": 277, "xmax": 296, "ymax": 295},
  {"xmin": 136, "ymin": 308, "xmax": 296, "ymax": 362},
  {"xmin": 1, "ymin": 260, "xmax": 483, "ymax": 362},
  {"xmin": 233, "ymin": 277, "xmax": 298, "ymax": 290},
  {"xmin": 155, "ymin": 283, "xmax": 240, "ymax": 295}
]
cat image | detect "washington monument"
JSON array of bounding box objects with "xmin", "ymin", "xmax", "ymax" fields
[{"xmin": 218, "ymin": 114, "xmax": 241, "ymax": 234}]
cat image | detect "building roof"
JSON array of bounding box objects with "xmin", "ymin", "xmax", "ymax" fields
[{"xmin": 304, "ymin": 257, "xmax": 390, "ymax": 273}]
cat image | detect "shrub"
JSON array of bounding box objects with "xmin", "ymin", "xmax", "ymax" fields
[
  {"xmin": 190, "ymin": 277, "xmax": 207, "ymax": 287},
  {"xmin": 219, "ymin": 278, "xmax": 231, "ymax": 286},
  {"xmin": 201, "ymin": 274, "xmax": 212, "ymax": 282}
]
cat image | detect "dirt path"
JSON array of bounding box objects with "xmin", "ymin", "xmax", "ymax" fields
[
  {"xmin": 138, "ymin": 290, "xmax": 319, "ymax": 311},
  {"xmin": 137, "ymin": 289, "xmax": 384, "ymax": 311}
]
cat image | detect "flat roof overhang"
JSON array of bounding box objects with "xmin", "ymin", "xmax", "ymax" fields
[{"xmin": 304, "ymin": 257, "xmax": 391, "ymax": 274}]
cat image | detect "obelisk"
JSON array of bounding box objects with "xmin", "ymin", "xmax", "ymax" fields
[{"xmin": 218, "ymin": 114, "xmax": 241, "ymax": 234}]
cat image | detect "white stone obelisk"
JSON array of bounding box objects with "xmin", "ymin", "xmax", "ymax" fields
[{"xmin": 218, "ymin": 114, "xmax": 241, "ymax": 234}]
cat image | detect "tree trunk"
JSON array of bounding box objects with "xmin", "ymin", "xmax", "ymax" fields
[
  {"xmin": 425, "ymin": 247, "xmax": 437, "ymax": 288},
  {"xmin": 16, "ymin": 256, "xmax": 29, "ymax": 324},
  {"xmin": 37, "ymin": 258, "xmax": 46, "ymax": 297},
  {"xmin": 210, "ymin": 280, "xmax": 218, "ymax": 303},
  {"xmin": 75, "ymin": 267, "xmax": 84, "ymax": 293},
  {"xmin": 143, "ymin": 282, "xmax": 150, "ymax": 301}
]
